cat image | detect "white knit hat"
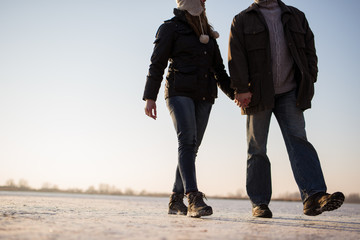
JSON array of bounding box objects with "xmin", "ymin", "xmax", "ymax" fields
[
  {"xmin": 176, "ymin": 0, "xmax": 204, "ymax": 16},
  {"xmin": 176, "ymin": 0, "xmax": 219, "ymax": 44}
]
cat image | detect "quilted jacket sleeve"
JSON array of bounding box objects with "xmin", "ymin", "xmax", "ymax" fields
[{"xmin": 143, "ymin": 22, "xmax": 175, "ymax": 101}]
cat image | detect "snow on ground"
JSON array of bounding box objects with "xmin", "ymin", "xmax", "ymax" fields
[{"xmin": 1, "ymin": 192, "xmax": 359, "ymax": 240}]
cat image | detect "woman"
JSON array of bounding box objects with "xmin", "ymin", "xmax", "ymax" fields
[{"xmin": 143, "ymin": 0, "xmax": 234, "ymax": 218}]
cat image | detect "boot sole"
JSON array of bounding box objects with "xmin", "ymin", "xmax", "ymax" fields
[
  {"xmin": 187, "ymin": 208, "xmax": 213, "ymax": 218},
  {"xmin": 253, "ymin": 212, "xmax": 273, "ymax": 218},
  {"xmin": 168, "ymin": 209, "xmax": 187, "ymax": 215},
  {"xmin": 321, "ymin": 192, "xmax": 345, "ymax": 212},
  {"xmin": 304, "ymin": 192, "xmax": 345, "ymax": 216}
]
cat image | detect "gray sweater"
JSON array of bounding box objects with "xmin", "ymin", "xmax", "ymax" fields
[{"xmin": 256, "ymin": 0, "xmax": 296, "ymax": 94}]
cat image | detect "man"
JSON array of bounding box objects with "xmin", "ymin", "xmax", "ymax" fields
[{"xmin": 228, "ymin": 0, "xmax": 344, "ymax": 218}]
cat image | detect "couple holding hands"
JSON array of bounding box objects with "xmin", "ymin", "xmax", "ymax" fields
[{"xmin": 143, "ymin": 0, "xmax": 344, "ymax": 218}]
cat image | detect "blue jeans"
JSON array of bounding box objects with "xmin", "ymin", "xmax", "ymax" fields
[
  {"xmin": 166, "ymin": 96, "xmax": 212, "ymax": 194},
  {"xmin": 246, "ymin": 90, "xmax": 327, "ymax": 206}
]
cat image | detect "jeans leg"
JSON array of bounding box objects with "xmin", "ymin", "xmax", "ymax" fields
[
  {"xmin": 194, "ymin": 100, "xmax": 212, "ymax": 155},
  {"xmin": 274, "ymin": 90, "xmax": 327, "ymax": 201},
  {"xmin": 172, "ymin": 100, "xmax": 212, "ymax": 194},
  {"xmin": 167, "ymin": 96, "xmax": 210, "ymax": 194},
  {"xmin": 172, "ymin": 167, "xmax": 184, "ymax": 194},
  {"xmin": 246, "ymin": 109, "xmax": 273, "ymax": 206}
]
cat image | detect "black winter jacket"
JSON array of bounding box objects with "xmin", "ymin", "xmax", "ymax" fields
[
  {"xmin": 143, "ymin": 9, "xmax": 234, "ymax": 103},
  {"xmin": 229, "ymin": 0, "xmax": 318, "ymax": 114}
]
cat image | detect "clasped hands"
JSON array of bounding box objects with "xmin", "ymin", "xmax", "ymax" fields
[{"xmin": 234, "ymin": 92, "xmax": 252, "ymax": 109}]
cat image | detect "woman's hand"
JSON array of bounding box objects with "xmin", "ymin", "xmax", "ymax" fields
[
  {"xmin": 234, "ymin": 92, "xmax": 252, "ymax": 108},
  {"xmin": 144, "ymin": 99, "xmax": 157, "ymax": 120}
]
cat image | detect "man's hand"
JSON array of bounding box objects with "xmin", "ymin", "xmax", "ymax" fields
[
  {"xmin": 234, "ymin": 92, "xmax": 252, "ymax": 108},
  {"xmin": 144, "ymin": 99, "xmax": 157, "ymax": 120}
]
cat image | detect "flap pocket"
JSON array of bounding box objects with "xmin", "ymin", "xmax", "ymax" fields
[
  {"xmin": 288, "ymin": 24, "xmax": 306, "ymax": 34},
  {"xmin": 244, "ymin": 25, "xmax": 267, "ymax": 51},
  {"xmin": 174, "ymin": 66, "xmax": 198, "ymax": 92},
  {"xmin": 289, "ymin": 25, "xmax": 306, "ymax": 48},
  {"xmin": 244, "ymin": 25, "xmax": 266, "ymax": 35}
]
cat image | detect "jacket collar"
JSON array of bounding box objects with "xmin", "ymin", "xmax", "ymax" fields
[{"xmin": 173, "ymin": 8, "xmax": 188, "ymax": 24}]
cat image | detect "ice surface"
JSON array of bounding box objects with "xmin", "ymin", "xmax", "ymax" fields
[{"xmin": 1, "ymin": 191, "xmax": 359, "ymax": 240}]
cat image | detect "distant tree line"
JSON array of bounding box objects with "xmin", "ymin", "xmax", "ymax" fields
[
  {"xmin": 1, "ymin": 179, "xmax": 359, "ymax": 203},
  {"xmin": 0, "ymin": 179, "xmax": 168, "ymax": 197}
]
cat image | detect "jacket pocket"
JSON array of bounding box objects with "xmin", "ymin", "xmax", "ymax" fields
[
  {"xmin": 289, "ymin": 25, "xmax": 306, "ymax": 49},
  {"xmin": 243, "ymin": 25, "xmax": 267, "ymax": 74},
  {"xmin": 243, "ymin": 25, "xmax": 267, "ymax": 51},
  {"xmin": 174, "ymin": 66, "xmax": 198, "ymax": 92}
]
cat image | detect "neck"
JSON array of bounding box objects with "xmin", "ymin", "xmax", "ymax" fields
[{"xmin": 255, "ymin": 0, "xmax": 278, "ymax": 8}]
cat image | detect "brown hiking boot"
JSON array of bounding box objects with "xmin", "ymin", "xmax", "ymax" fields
[
  {"xmin": 187, "ymin": 191, "xmax": 213, "ymax": 218},
  {"xmin": 252, "ymin": 204, "xmax": 273, "ymax": 218},
  {"xmin": 303, "ymin": 192, "xmax": 345, "ymax": 216},
  {"xmin": 168, "ymin": 193, "xmax": 187, "ymax": 215}
]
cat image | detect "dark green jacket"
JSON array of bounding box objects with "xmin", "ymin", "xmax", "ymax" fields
[
  {"xmin": 143, "ymin": 9, "xmax": 234, "ymax": 103},
  {"xmin": 229, "ymin": 0, "xmax": 318, "ymax": 114}
]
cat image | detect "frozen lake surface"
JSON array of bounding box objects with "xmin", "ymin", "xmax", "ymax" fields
[{"xmin": 1, "ymin": 191, "xmax": 359, "ymax": 240}]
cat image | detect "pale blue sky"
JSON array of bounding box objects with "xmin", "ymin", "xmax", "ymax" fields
[{"xmin": 1, "ymin": 0, "xmax": 359, "ymax": 197}]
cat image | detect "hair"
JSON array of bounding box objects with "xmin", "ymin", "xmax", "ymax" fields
[{"xmin": 184, "ymin": 11, "xmax": 213, "ymax": 37}]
